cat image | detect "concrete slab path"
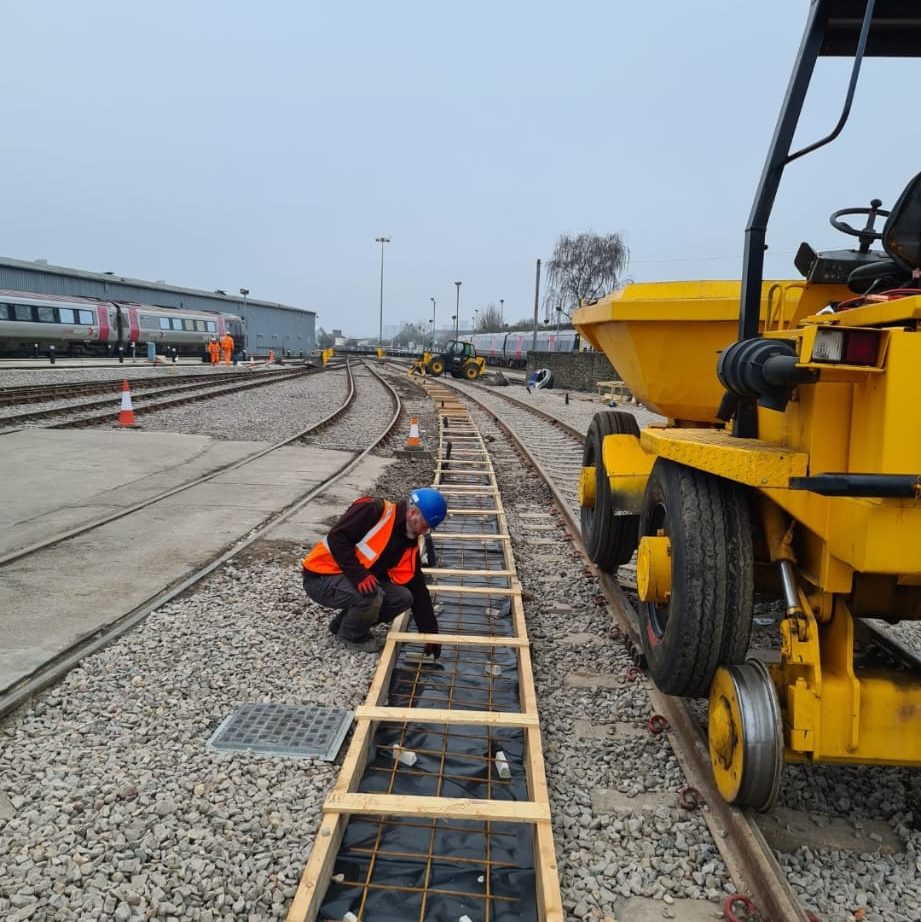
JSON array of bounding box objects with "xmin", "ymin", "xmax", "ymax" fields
[{"xmin": 0, "ymin": 429, "xmax": 389, "ymax": 694}]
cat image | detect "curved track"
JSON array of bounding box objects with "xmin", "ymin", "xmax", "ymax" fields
[
  {"xmin": 0, "ymin": 361, "xmax": 401, "ymax": 719},
  {"xmin": 0, "ymin": 367, "xmax": 319, "ymax": 429}
]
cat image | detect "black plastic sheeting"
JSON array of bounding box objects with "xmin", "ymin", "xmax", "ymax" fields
[
  {"xmin": 319, "ymin": 466, "xmax": 540, "ymax": 922},
  {"xmin": 321, "ymin": 816, "xmax": 535, "ymax": 922}
]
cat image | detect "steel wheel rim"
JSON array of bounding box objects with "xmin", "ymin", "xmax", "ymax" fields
[{"xmin": 710, "ymin": 660, "xmax": 783, "ymax": 811}]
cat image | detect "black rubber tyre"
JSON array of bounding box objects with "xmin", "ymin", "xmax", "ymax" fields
[
  {"xmin": 429, "ymin": 357, "xmax": 445, "ymax": 376},
  {"xmin": 638, "ymin": 460, "xmax": 754, "ymax": 698},
  {"xmin": 580, "ymin": 411, "xmax": 641, "ymax": 571},
  {"xmin": 716, "ymin": 479, "xmax": 755, "ymax": 666},
  {"xmin": 463, "ymin": 363, "xmax": 479, "ymax": 380}
]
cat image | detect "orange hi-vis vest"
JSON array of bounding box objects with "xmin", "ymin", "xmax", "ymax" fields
[{"xmin": 302, "ymin": 500, "xmax": 418, "ymax": 584}]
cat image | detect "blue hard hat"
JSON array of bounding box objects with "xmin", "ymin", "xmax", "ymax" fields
[{"xmin": 410, "ymin": 488, "xmax": 447, "ymax": 529}]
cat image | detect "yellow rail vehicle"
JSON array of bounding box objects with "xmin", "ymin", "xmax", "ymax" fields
[{"xmin": 575, "ymin": 0, "xmax": 921, "ymax": 810}]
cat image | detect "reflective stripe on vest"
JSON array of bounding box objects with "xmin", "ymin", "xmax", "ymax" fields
[{"xmin": 355, "ymin": 501, "xmax": 396, "ymax": 564}]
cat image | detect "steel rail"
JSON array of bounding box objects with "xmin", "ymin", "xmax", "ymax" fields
[
  {"xmin": 0, "ymin": 369, "xmax": 286, "ymax": 406},
  {"xmin": 53, "ymin": 368, "xmax": 316, "ymax": 427},
  {"xmin": 0, "ymin": 364, "xmax": 353, "ymax": 568},
  {"xmin": 426, "ymin": 373, "xmax": 810, "ymax": 922},
  {"xmin": 0, "ymin": 360, "xmax": 402, "ymax": 720},
  {"xmin": 0, "ymin": 367, "xmax": 317, "ymax": 428}
]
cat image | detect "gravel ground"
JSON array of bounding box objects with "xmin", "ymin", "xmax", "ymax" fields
[
  {"xmin": 139, "ymin": 370, "xmax": 352, "ymax": 443},
  {"xmin": 0, "ymin": 372, "xmax": 438, "ymax": 922},
  {"xmin": 458, "ymin": 380, "xmax": 921, "ymax": 922},
  {"xmin": 479, "ymin": 378, "xmax": 665, "ymax": 432},
  {"xmin": 3, "ymin": 367, "xmax": 921, "ymax": 922},
  {"xmin": 0, "ymin": 362, "xmax": 244, "ymax": 386},
  {"xmin": 467, "ymin": 405, "xmax": 731, "ymax": 921}
]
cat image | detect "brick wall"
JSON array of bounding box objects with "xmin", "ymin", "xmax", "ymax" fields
[{"xmin": 524, "ymin": 351, "xmax": 618, "ymax": 392}]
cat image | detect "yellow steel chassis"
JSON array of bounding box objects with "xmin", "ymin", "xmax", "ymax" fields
[{"xmin": 577, "ymin": 281, "xmax": 921, "ymax": 773}]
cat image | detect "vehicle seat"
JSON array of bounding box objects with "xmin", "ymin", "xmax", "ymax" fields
[{"xmin": 848, "ymin": 171, "xmax": 921, "ymax": 292}]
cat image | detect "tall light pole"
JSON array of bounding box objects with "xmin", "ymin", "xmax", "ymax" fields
[
  {"xmin": 499, "ymin": 298, "xmax": 504, "ymax": 327},
  {"xmin": 532, "ymin": 259, "xmax": 541, "ymax": 350},
  {"xmin": 430, "ymin": 297, "xmax": 436, "ymax": 349},
  {"xmin": 375, "ymin": 236, "xmax": 390, "ymax": 347},
  {"xmin": 454, "ymin": 281, "xmax": 462, "ymax": 338}
]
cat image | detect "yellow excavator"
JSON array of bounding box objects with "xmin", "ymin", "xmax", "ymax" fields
[{"xmin": 575, "ymin": 0, "xmax": 921, "ymax": 810}]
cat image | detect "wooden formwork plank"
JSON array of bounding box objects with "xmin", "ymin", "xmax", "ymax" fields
[
  {"xmin": 325, "ymin": 792, "xmax": 552, "ymax": 823},
  {"xmin": 509, "ymin": 589, "xmax": 530, "ymax": 655},
  {"xmin": 288, "ymin": 388, "xmax": 564, "ymax": 922},
  {"xmin": 434, "ymin": 460, "xmax": 493, "ymax": 467},
  {"xmin": 428, "ymin": 584, "xmax": 519, "ymax": 596},
  {"xmin": 387, "ymin": 632, "xmax": 528, "ymax": 647},
  {"xmin": 354, "ymin": 706, "xmax": 539, "ymax": 728},
  {"xmin": 285, "ymin": 812, "xmax": 348, "ymax": 922},
  {"xmin": 360, "ymin": 611, "xmax": 410, "ymax": 709},
  {"xmin": 534, "ymin": 821, "xmax": 565, "ymax": 921}
]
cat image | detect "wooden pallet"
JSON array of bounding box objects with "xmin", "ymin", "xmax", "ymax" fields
[{"xmin": 595, "ymin": 379, "xmax": 633, "ymax": 401}]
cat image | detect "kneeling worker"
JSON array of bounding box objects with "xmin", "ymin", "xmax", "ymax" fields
[{"xmin": 302, "ymin": 487, "xmax": 448, "ymax": 654}]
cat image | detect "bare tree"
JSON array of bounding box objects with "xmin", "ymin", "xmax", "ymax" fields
[
  {"xmin": 393, "ymin": 322, "xmax": 426, "ymax": 348},
  {"xmin": 476, "ymin": 302, "xmax": 504, "ymax": 332},
  {"xmin": 543, "ymin": 232, "xmax": 629, "ymax": 320}
]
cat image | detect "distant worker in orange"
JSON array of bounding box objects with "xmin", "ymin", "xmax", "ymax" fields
[
  {"xmin": 221, "ymin": 331, "xmax": 234, "ymax": 366},
  {"xmin": 208, "ymin": 338, "xmax": 220, "ymax": 366}
]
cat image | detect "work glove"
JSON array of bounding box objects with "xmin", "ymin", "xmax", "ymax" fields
[
  {"xmin": 424, "ymin": 643, "xmax": 442, "ymax": 660},
  {"xmin": 356, "ymin": 574, "xmax": 379, "ymax": 595}
]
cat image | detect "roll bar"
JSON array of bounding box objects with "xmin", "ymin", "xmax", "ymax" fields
[{"xmin": 733, "ymin": 0, "xmax": 921, "ymax": 437}]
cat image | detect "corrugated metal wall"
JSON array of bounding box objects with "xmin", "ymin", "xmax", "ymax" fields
[{"xmin": 0, "ymin": 258, "xmax": 316, "ymax": 355}]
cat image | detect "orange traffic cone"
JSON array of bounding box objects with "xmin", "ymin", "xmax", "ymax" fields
[
  {"xmin": 115, "ymin": 379, "xmax": 140, "ymax": 428},
  {"xmin": 405, "ymin": 417, "xmax": 422, "ymax": 451}
]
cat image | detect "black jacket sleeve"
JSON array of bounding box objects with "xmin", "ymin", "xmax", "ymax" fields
[{"xmin": 406, "ymin": 567, "xmax": 438, "ymax": 634}]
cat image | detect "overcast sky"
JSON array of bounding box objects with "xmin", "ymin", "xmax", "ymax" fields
[{"xmin": 3, "ymin": 2, "xmax": 918, "ymax": 337}]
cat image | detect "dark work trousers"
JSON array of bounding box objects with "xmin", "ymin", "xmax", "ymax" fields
[{"xmin": 303, "ymin": 572, "xmax": 413, "ymax": 641}]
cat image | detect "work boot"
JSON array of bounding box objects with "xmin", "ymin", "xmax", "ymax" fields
[
  {"xmin": 337, "ymin": 634, "xmax": 382, "ymax": 654},
  {"xmin": 329, "ymin": 610, "xmax": 345, "ymax": 635}
]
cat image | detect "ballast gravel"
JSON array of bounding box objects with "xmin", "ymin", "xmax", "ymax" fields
[{"xmin": 2, "ymin": 369, "xmax": 921, "ymax": 921}]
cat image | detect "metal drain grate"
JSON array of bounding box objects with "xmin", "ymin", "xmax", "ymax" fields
[{"xmin": 208, "ymin": 704, "xmax": 352, "ymax": 761}]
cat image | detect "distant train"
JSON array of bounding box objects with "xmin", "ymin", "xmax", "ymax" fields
[
  {"xmin": 467, "ymin": 328, "xmax": 582, "ymax": 368},
  {"xmin": 0, "ymin": 289, "xmax": 244, "ymax": 357}
]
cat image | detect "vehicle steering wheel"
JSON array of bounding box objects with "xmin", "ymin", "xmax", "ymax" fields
[{"xmin": 829, "ymin": 198, "xmax": 889, "ymax": 241}]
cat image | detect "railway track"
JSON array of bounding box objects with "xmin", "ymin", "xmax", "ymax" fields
[
  {"xmin": 0, "ymin": 360, "xmax": 401, "ymax": 718},
  {"xmin": 417, "ymin": 371, "xmax": 921, "ymax": 922},
  {"xmin": 0, "ymin": 367, "xmax": 319, "ymax": 429},
  {"xmin": 2, "ymin": 365, "xmax": 918, "ymax": 920},
  {"xmin": 0, "ymin": 370, "xmax": 266, "ymax": 407}
]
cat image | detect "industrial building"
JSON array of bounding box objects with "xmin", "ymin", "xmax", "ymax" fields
[{"xmin": 0, "ymin": 257, "xmax": 316, "ymax": 357}]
